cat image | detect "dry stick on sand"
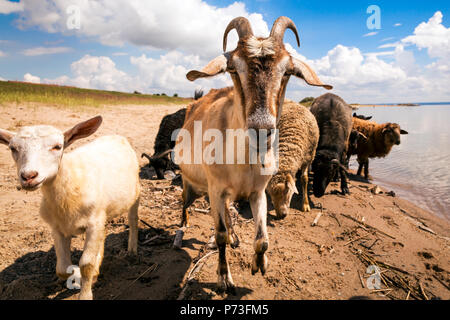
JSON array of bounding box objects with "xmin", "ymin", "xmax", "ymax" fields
[
  {"xmin": 177, "ymin": 250, "xmax": 218, "ymax": 300},
  {"xmin": 432, "ymin": 275, "xmax": 450, "ymax": 291},
  {"xmin": 358, "ymin": 270, "xmax": 365, "ymax": 288},
  {"xmin": 311, "ymin": 208, "xmax": 323, "ymax": 226},
  {"xmin": 328, "ymin": 212, "xmax": 341, "ymax": 227},
  {"xmin": 112, "ymin": 263, "xmax": 159, "ymax": 300},
  {"xmin": 340, "ymin": 213, "xmax": 396, "ymax": 240}
]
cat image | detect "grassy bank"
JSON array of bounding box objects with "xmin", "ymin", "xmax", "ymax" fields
[{"xmin": 0, "ymin": 81, "xmax": 192, "ymax": 108}]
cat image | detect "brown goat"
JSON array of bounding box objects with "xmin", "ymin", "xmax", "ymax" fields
[
  {"xmin": 176, "ymin": 16, "xmax": 331, "ymax": 293},
  {"xmin": 350, "ymin": 117, "xmax": 408, "ymax": 179}
]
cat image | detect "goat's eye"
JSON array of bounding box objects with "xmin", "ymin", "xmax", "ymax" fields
[
  {"xmin": 10, "ymin": 146, "xmax": 17, "ymax": 153},
  {"xmin": 51, "ymin": 145, "xmax": 62, "ymax": 151}
]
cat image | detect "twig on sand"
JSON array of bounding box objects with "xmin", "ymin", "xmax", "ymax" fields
[
  {"xmin": 340, "ymin": 213, "xmax": 396, "ymax": 240},
  {"xmin": 279, "ymin": 270, "xmax": 301, "ymax": 290},
  {"xmin": 432, "ymin": 275, "xmax": 450, "ymax": 291},
  {"xmin": 177, "ymin": 250, "xmax": 218, "ymax": 300},
  {"xmin": 345, "ymin": 236, "xmax": 368, "ymax": 246},
  {"xmin": 328, "ymin": 212, "xmax": 341, "ymax": 227},
  {"xmin": 406, "ymin": 290, "xmax": 411, "ymax": 300},
  {"xmin": 311, "ymin": 208, "xmax": 323, "ymax": 226},
  {"xmin": 139, "ymin": 218, "xmax": 153, "ymax": 229},
  {"xmin": 358, "ymin": 271, "xmax": 365, "ymax": 288},
  {"xmin": 112, "ymin": 263, "xmax": 158, "ymax": 300},
  {"xmin": 194, "ymin": 208, "xmax": 209, "ymax": 213},
  {"xmin": 419, "ymin": 282, "xmax": 429, "ymax": 300}
]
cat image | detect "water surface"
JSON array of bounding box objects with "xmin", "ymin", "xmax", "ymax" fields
[{"xmin": 350, "ymin": 104, "xmax": 450, "ymax": 221}]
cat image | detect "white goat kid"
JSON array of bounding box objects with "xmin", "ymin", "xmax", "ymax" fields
[{"xmin": 0, "ymin": 116, "xmax": 140, "ymax": 300}]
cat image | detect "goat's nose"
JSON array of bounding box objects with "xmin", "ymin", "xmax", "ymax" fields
[{"xmin": 21, "ymin": 171, "xmax": 38, "ymax": 182}]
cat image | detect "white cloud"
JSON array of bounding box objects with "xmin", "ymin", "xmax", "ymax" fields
[
  {"xmin": 112, "ymin": 52, "xmax": 128, "ymax": 56},
  {"xmin": 363, "ymin": 31, "xmax": 378, "ymax": 37},
  {"xmin": 45, "ymin": 55, "xmax": 132, "ymax": 92},
  {"xmin": 15, "ymin": 0, "xmax": 269, "ymax": 58},
  {"xmin": 0, "ymin": 0, "xmax": 23, "ymax": 14},
  {"xmin": 0, "ymin": 50, "xmax": 6, "ymax": 57},
  {"xmin": 394, "ymin": 23, "xmax": 402, "ymax": 27},
  {"xmin": 402, "ymin": 11, "xmax": 450, "ymax": 59},
  {"xmin": 22, "ymin": 46, "xmax": 72, "ymax": 56},
  {"xmin": 24, "ymin": 73, "xmax": 41, "ymax": 83}
]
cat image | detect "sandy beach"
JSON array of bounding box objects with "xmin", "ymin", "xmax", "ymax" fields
[{"xmin": 0, "ymin": 102, "xmax": 448, "ymax": 300}]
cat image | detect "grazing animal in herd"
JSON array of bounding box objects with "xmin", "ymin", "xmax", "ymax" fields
[
  {"xmin": 142, "ymin": 90, "xmax": 204, "ymax": 179},
  {"xmin": 0, "ymin": 117, "xmax": 140, "ymax": 300},
  {"xmin": 177, "ymin": 16, "xmax": 331, "ymax": 292},
  {"xmin": 310, "ymin": 93, "xmax": 353, "ymax": 197},
  {"xmin": 344, "ymin": 129, "xmax": 368, "ymax": 168},
  {"xmin": 349, "ymin": 117, "xmax": 408, "ymax": 179},
  {"xmin": 353, "ymin": 112, "xmax": 372, "ymax": 120},
  {"xmin": 266, "ymin": 100, "xmax": 319, "ymax": 218}
]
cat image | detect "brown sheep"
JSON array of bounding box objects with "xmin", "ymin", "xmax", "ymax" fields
[
  {"xmin": 266, "ymin": 101, "xmax": 319, "ymax": 218},
  {"xmin": 350, "ymin": 117, "xmax": 408, "ymax": 179}
]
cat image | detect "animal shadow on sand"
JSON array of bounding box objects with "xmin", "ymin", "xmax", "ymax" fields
[{"xmin": 0, "ymin": 225, "xmax": 192, "ymax": 300}]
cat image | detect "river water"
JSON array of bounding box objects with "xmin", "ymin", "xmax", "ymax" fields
[{"xmin": 350, "ymin": 104, "xmax": 450, "ymax": 222}]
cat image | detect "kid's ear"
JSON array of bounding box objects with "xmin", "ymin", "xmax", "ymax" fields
[
  {"xmin": 400, "ymin": 129, "xmax": 408, "ymax": 135},
  {"xmin": 64, "ymin": 116, "xmax": 103, "ymax": 148},
  {"xmin": 0, "ymin": 129, "xmax": 14, "ymax": 146}
]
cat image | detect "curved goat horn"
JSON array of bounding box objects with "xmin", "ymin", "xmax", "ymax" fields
[
  {"xmin": 223, "ymin": 16, "xmax": 254, "ymax": 52},
  {"xmin": 270, "ymin": 16, "xmax": 300, "ymax": 47}
]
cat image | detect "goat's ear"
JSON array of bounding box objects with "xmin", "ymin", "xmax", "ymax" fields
[
  {"xmin": 400, "ymin": 129, "xmax": 408, "ymax": 135},
  {"xmin": 290, "ymin": 57, "xmax": 333, "ymax": 90},
  {"xmin": 0, "ymin": 129, "xmax": 14, "ymax": 146},
  {"xmin": 64, "ymin": 116, "xmax": 103, "ymax": 148},
  {"xmin": 186, "ymin": 55, "xmax": 228, "ymax": 81}
]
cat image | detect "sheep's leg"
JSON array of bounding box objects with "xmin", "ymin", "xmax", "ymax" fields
[
  {"xmin": 52, "ymin": 229, "xmax": 72, "ymax": 280},
  {"xmin": 340, "ymin": 166, "xmax": 350, "ymax": 195},
  {"xmin": 301, "ymin": 168, "xmax": 311, "ymax": 212},
  {"xmin": 79, "ymin": 215, "xmax": 106, "ymax": 300},
  {"xmin": 363, "ymin": 159, "xmax": 370, "ymax": 180},
  {"xmin": 357, "ymin": 158, "xmax": 363, "ymax": 176},
  {"xmin": 210, "ymin": 189, "xmax": 235, "ymax": 294},
  {"xmin": 127, "ymin": 197, "xmax": 139, "ymax": 255},
  {"xmin": 249, "ymin": 190, "xmax": 269, "ymax": 276}
]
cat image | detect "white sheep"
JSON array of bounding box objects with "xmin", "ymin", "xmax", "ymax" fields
[{"xmin": 0, "ymin": 116, "xmax": 140, "ymax": 300}]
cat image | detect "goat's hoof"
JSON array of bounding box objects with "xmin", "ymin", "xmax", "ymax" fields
[
  {"xmin": 217, "ymin": 273, "xmax": 235, "ymax": 295},
  {"xmin": 251, "ymin": 253, "xmax": 268, "ymax": 276},
  {"xmin": 78, "ymin": 291, "xmax": 93, "ymax": 300},
  {"xmin": 301, "ymin": 204, "xmax": 311, "ymax": 212},
  {"xmin": 229, "ymin": 232, "xmax": 240, "ymax": 249}
]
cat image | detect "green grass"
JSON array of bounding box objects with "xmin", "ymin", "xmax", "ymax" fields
[{"xmin": 0, "ymin": 81, "xmax": 192, "ymax": 108}]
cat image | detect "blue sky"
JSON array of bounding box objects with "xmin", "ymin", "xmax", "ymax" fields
[{"xmin": 0, "ymin": 0, "xmax": 449, "ymax": 103}]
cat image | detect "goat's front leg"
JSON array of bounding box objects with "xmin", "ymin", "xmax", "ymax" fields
[
  {"xmin": 249, "ymin": 190, "xmax": 269, "ymax": 275},
  {"xmin": 210, "ymin": 189, "xmax": 235, "ymax": 294},
  {"xmin": 79, "ymin": 214, "xmax": 106, "ymax": 300},
  {"xmin": 52, "ymin": 229, "xmax": 72, "ymax": 280},
  {"xmin": 127, "ymin": 197, "xmax": 139, "ymax": 255}
]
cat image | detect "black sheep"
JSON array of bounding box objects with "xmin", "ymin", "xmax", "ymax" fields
[
  {"xmin": 310, "ymin": 93, "xmax": 353, "ymax": 197},
  {"xmin": 142, "ymin": 90, "xmax": 203, "ymax": 179}
]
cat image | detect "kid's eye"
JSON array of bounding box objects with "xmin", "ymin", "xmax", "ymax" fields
[
  {"xmin": 51, "ymin": 145, "xmax": 62, "ymax": 151},
  {"xmin": 10, "ymin": 146, "xmax": 17, "ymax": 153}
]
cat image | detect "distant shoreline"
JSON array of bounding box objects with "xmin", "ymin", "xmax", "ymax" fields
[{"xmin": 350, "ymin": 103, "xmax": 420, "ymax": 108}]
